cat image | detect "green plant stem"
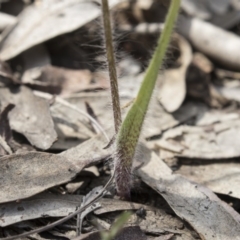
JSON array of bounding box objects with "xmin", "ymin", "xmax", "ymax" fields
[
  {"xmin": 101, "ymin": 0, "xmax": 122, "ymax": 133},
  {"xmin": 101, "ymin": 212, "xmax": 131, "ymax": 240},
  {"xmin": 115, "ymin": 0, "xmax": 181, "ymax": 199}
]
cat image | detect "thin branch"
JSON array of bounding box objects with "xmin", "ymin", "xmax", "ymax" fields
[{"xmin": 101, "ymin": 0, "xmax": 121, "ymax": 133}]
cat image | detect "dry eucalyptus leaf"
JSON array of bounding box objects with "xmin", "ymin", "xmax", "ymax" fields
[
  {"xmin": 95, "ymin": 198, "xmax": 151, "ymax": 215},
  {"xmin": 0, "ymin": 0, "xmax": 122, "ymax": 60},
  {"xmin": 158, "ymin": 34, "xmax": 192, "ymax": 112},
  {"xmin": 0, "ymin": 192, "xmax": 195, "ymax": 239},
  {"xmin": 176, "ymin": 161, "xmax": 240, "ymax": 199},
  {"xmin": 0, "ymin": 192, "xmax": 99, "ymax": 227},
  {"xmin": 0, "ymin": 131, "xmax": 112, "ymax": 204},
  {"xmin": 60, "ymin": 127, "xmax": 112, "ymax": 162},
  {"xmin": 137, "ymin": 148, "xmax": 240, "ymax": 240},
  {"xmin": 156, "ymin": 118, "xmax": 240, "ymax": 159},
  {"xmin": 0, "ymin": 193, "xmax": 82, "ymax": 227},
  {"xmin": 23, "ymin": 63, "xmax": 101, "ymax": 96},
  {"xmin": 50, "ymin": 101, "xmax": 96, "ymax": 148},
  {"xmin": 0, "ymin": 152, "xmax": 79, "ymax": 204},
  {"xmin": 0, "ymin": 86, "xmax": 57, "ymax": 150},
  {"xmin": 178, "ymin": 15, "xmax": 240, "ymax": 71}
]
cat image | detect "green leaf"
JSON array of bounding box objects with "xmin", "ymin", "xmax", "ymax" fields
[
  {"xmin": 115, "ymin": 0, "xmax": 181, "ymax": 199},
  {"xmin": 101, "ymin": 211, "xmax": 132, "ymax": 240}
]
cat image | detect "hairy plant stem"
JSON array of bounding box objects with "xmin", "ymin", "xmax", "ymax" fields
[
  {"xmin": 101, "ymin": 0, "xmax": 121, "ymax": 133},
  {"xmin": 115, "ymin": 0, "xmax": 181, "ymax": 199}
]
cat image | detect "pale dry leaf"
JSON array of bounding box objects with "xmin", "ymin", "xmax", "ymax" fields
[
  {"xmin": 50, "ymin": 100, "xmax": 96, "ymax": 149},
  {"xmin": 0, "ymin": 0, "xmax": 123, "ymax": 60},
  {"xmin": 64, "ymin": 75, "xmax": 201, "ymax": 139},
  {"xmin": 0, "ymin": 152, "xmax": 79, "ymax": 204},
  {"xmin": 157, "ymin": 118, "xmax": 240, "ymax": 159},
  {"xmin": 1, "ymin": 193, "xmax": 194, "ymax": 239},
  {"xmin": 176, "ymin": 161, "xmax": 240, "ymax": 199},
  {"xmin": 0, "ymin": 12, "xmax": 17, "ymax": 32},
  {"xmin": 23, "ymin": 59, "xmax": 102, "ymax": 96},
  {"xmin": 195, "ymin": 109, "xmax": 239, "ymax": 126},
  {"xmin": 0, "ymin": 193, "xmax": 82, "ymax": 227},
  {"xmin": 0, "ymin": 86, "xmax": 57, "ymax": 150},
  {"xmin": 158, "ymin": 34, "xmax": 192, "ymax": 112},
  {"xmin": 94, "ymin": 198, "xmax": 151, "ymax": 215},
  {"xmin": 0, "ymin": 131, "xmax": 112, "ymax": 204},
  {"xmin": 136, "ymin": 147, "xmax": 240, "ymax": 240},
  {"xmin": 0, "ymin": 194, "xmax": 147, "ymax": 227},
  {"xmin": 178, "ymin": 15, "xmax": 240, "ymax": 70},
  {"xmin": 60, "ymin": 127, "xmax": 112, "ymax": 163}
]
